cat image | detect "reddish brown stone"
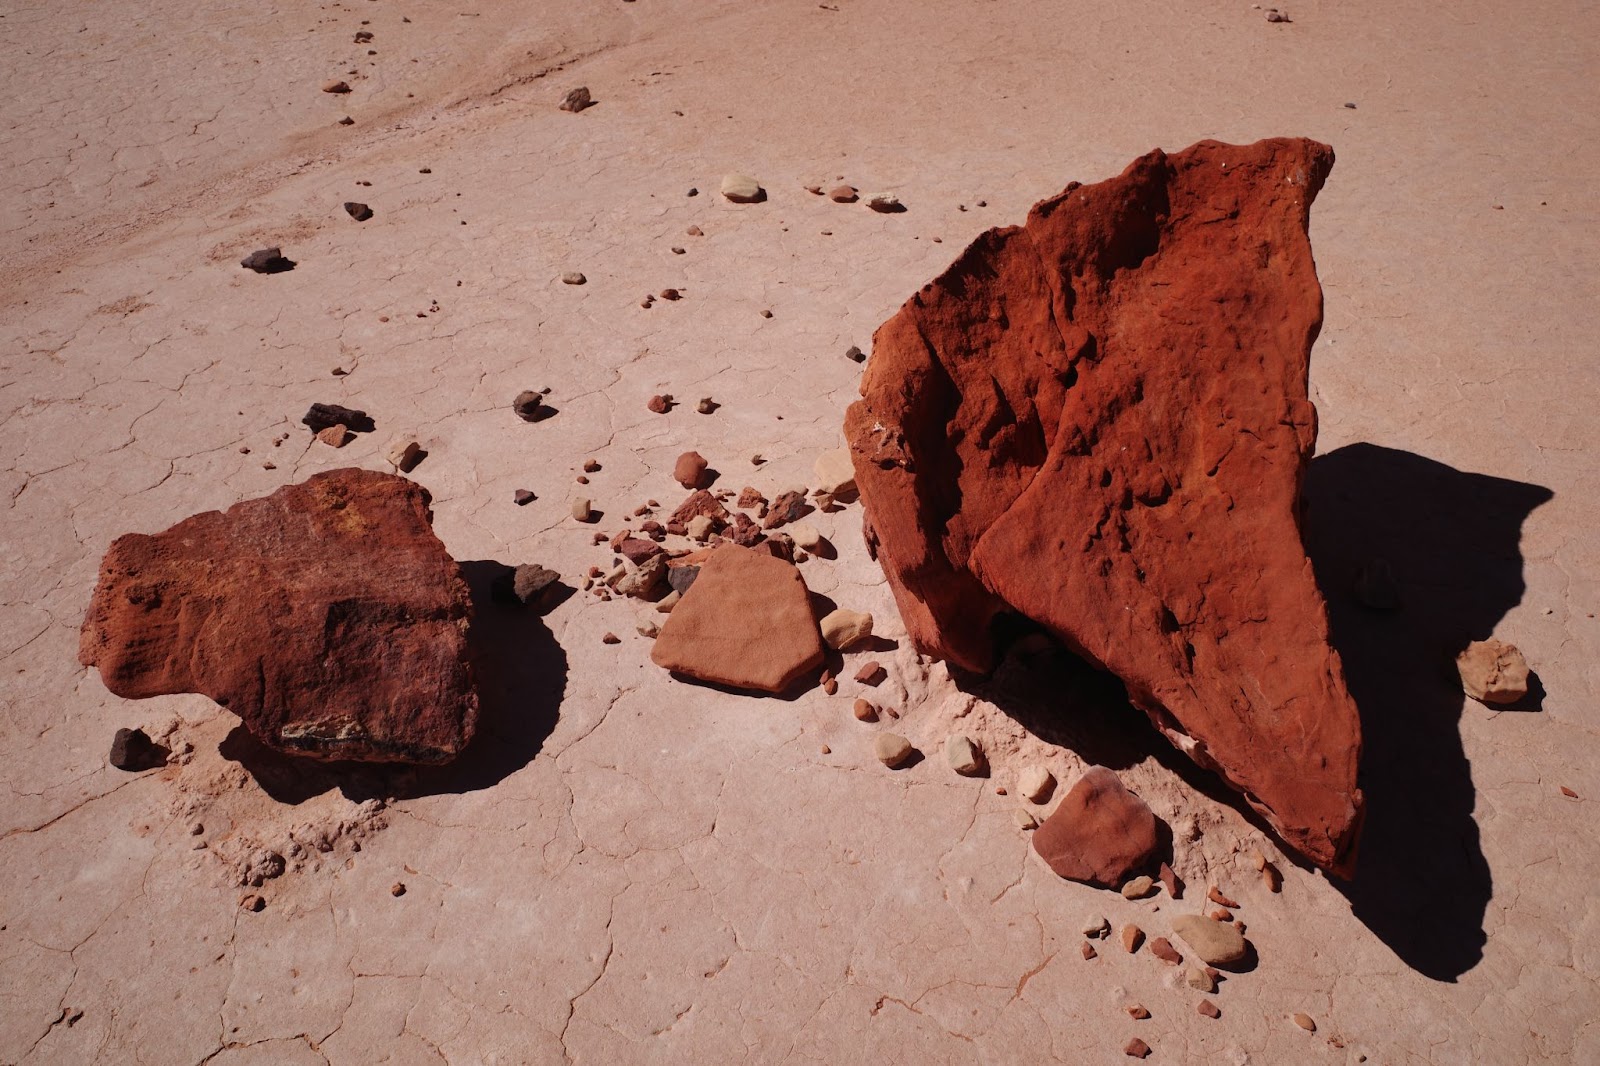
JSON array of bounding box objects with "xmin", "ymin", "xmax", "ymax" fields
[
  {"xmin": 1032, "ymin": 766, "xmax": 1161, "ymax": 887},
  {"xmin": 650, "ymin": 544, "xmax": 825, "ymax": 693},
  {"xmin": 674, "ymin": 450, "xmax": 710, "ymax": 489},
  {"xmin": 853, "ymin": 661, "xmax": 886, "ymax": 686},
  {"xmin": 1207, "ymin": 885, "xmax": 1240, "ymax": 909},
  {"xmin": 666, "ymin": 489, "xmax": 729, "ymax": 535},
  {"xmin": 1081, "ymin": 941, "xmax": 1097, "ymax": 960},
  {"xmin": 762, "ymin": 489, "xmax": 810, "ymax": 530},
  {"xmin": 1150, "ymin": 937, "xmax": 1182, "ymax": 965},
  {"xmin": 80, "ymin": 469, "xmax": 476, "ymax": 763},
  {"xmin": 1125, "ymin": 1037, "xmax": 1151, "ymax": 1058},
  {"xmin": 844, "ymin": 137, "xmax": 1363, "ymax": 875},
  {"xmin": 1198, "ymin": 1000, "xmax": 1220, "ymax": 1019},
  {"xmin": 1159, "ymin": 861, "xmax": 1182, "ymax": 899},
  {"xmin": 724, "ymin": 512, "xmax": 765, "ymax": 547},
  {"xmin": 616, "ymin": 537, "xmax": 664, "ymax": 566}
]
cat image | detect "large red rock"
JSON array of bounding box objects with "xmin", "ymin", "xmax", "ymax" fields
[
  {"xmin": 845, "ymin": 138, "xmax": 1363, "ymax": 874},
  {"xmin": 80, "ymin": 469, "xmax": 477, "ymax": 763},
  {"xmin": 650, "ymin": 544, "xmax": 824, "ymax": 693},
  {"xmin": 1033, "ymin": 766, "xmax": 1161, "ymax": 887}
]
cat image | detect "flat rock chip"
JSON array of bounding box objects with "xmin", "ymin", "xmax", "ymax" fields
[
  {"xmin": 650, "ymin": 544, "xmax": 824, "ymax": 693},
  {"xmin": 1171, "ymin": 914, "xmax": 1249, "ymax": 966},
  {"xmin": 1032, "ymin": 766, "xmax": 1161, "ymax": 887},
  {"xmin": 846, "ymin": 137, "xmax": 1363, "ymax": 875},
  {"xmin": 303, "ymin": 403, "xmax": 375, "ymax": 434},
  {"xmin": 1456, "ymin": 638, "xmax": 1530, "ymax": 704},
  {"xmin": 720, "ymin": 173, "xmax": 764, "ymax": 203},
  {"xmin": 80, "ymin": 469, "xmax": 477, "ymax": 763}
]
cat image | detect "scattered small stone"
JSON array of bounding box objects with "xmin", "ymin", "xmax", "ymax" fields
[
  {"xmin": 945, "ymin": 734, "xmax": 984, "ymax": 775},
  {"xmin": 866, "ymin": 194, "xmax": 904, "ymax": 213},
  {"xmin": 720, "ymin": 173, "xmax": 764, "ymax": 203},
  {"xmin": 1081, "ymin": 941, "xmax": 1097, "ymax": 960},
  {"xmin": 1344, "ymin": 102, "xmax": 1358, "ymax": 109},
  {"xmin": 874, "ymin": 732, "xmax": 914, "ymax": 768},
  {"xmin": 1456, "ymin": 639, "xmax": 1530, "ymax": 704},
  {"xmin": 820, "ymin": 608, "xmax": 873, "ymax": 650},
  {"xmin": 763, "ymin": 489, "xmax": 810, "ymax": 529},
  {"xmin": 750, "ymin": 454, "xmax": 766, "ymax": 465},
  {"xmin": 1081, "ymin": 915, "xmax": 1111, "ymax": 939},
  {"xmin": 687, "ymin": 187, "xmax": 698, "ymax": 197},
  {"xmin": 1013, "ymin": 765, "xmax": 1053, "ymax": 804},
  {"xmin": 391, "ymin": 882, "xmax": 407, "ymax": 897},
  {"xmin": 637, "ymin": 621, "xmax": 660, "ymax": 638},
  {"xmin": 1353, "ymin": 557, "xmax": 1401, "ymax": 609},
  {"xmin": 696, "ymin": 397, "xmax": 717, "ymax": 414},
  {"xmin": 1125, "ymin": 1037, "xmax": 1151, "ymax": 1059},
  {"xmin": 322, "ymin": 79, "xmax": 352, "ymax": 93},
  {"xmin": 1198, "ymin": 1000, "xmax": 1220, "ymax": 1019},
  {"xmin": 1149, "ymin": 937, "xmax": 1182, "ymax": 965},
  {"xmin": 240, "ymin": 247, "xmax": 294, "ymax": 273},
  {"xmin": 1561, "ymin": 785, "xmax": 1579, "ymax": 798},
  {"xmin": 821, "ymin": 670, "xmax": 838, "ymax": 695},
  {"xmin": 1186, "ymin": 967, "xmax": 1216, "ymax": 993},
  {"xmin": 789, "ymin": 524, "xmax": 824, "ymax": 553},
  {"xmin": 109, "ymin": 728, "xmax": 163, "ymax": 771},
  {"xmin": 1292, "ymin": 1012, "xmax": 1317, "ymax": 1032},
  {"xmin": 303, "ymin": 403, "xmax": 374, "ymax": 434},
  {"xmin": 575, "ymin": 475, "xmax": 590, "ymax": 485},
  {"xmin": 1122, "ymin": 924, "xmax": 1144, "ymax": 954},
  {"xmin": 655, "ymin": 590, "xmax": 680, "ymax": 613},
  {"xmin": 1262, "ymin": 862, "xmax": 1282, "ymax": 892},
  {"xmin": 641, "ymin": 294, "xmax": 655, "ymax": 308},
  {"xmin": 338, "ymin": 115, "xmax": 355, "ymax": 125},
  {"xmin": 240, "ymin": 894, "xmax": 266, "ymax": 912},
  {"xmin": 514, "ymin": 489, "xmax": 535, "ymax": 506},
  {"xmin": 805, "ymin": 184, "xmax": 823, "ymax": 195},
  {"xmin": 688, "ymin": 515, "xmax": 716, "ymax": 542},
  {"xmin": 1265, "ymin": 8, "xmax": 1292, "ymax": 22},
  {"xmin": 559, "ymin": 86, "xmax": 593, "ymax": 113},
  {"xmin": 852, "ymin": 698, "xmax": 876, "ymax": 722},
  {"xmin": 354, "ymin": 30, "xmax": 373, "ymax": 43},
  {"xmin": 316, "ymin": 424, "xmax": 351, "ymax": 448},
  {"xmin": 674, "ymin": 451, "xmax": 709, "ymax": 489},
  {"xmin": 828, "ymin": 185, "xmax": 858, "ymax": 203},
  {"xmin": 1209, "ymin": 909, "xmax": 1233, "ymax": 922},
  {"xmin": 1014, "ymin": 809, "xmax": 1038, "ymax": 830},
  {"xmin": 820, "ymin": 744, "xmax": 831, "ymax": 754},
  {"xmin": 602, "ymin": 632, "xmax": 621, "ymax": 645},
  {"xmin": 1207, "ymin": 885, "xmax": 1239, "ymax": 908},
  {"xmin": 1126, "ymin": 1005, "xmax": 1150, "ymax": 1020},
  {"xmin": 571, "ymin": 498, "xmax": 593, "ymax": 522},
  {"xmin": 854, "ymin": 661, "xmax": 886, "ymax": 686},
  {"xmin": 1122, "ymin": 875, "xmax": 1155, "ymax": 900},
  {"xmin": 1171, "ymin": 915, "xmax": 1248, "ymax": 966},
  {"xmin": 561, "ymin": 272, "xmax": 587, "ymax": 285},
  {"xmin": 648, "ymin": 394, "xmax": 673, "ymax": 414},
  {"xmin": 846, "ymin": 345, "xmax": 866, "ymax": 363},
  {"xmin": 687, "ymin": 225, "xmax": 703, "ymax": 236},
  {"xmin": 1159, "ymin": 861, "xmax": 1182, "ymax": 899},
  {"xmin": 813, "ymin": 448, "xmax": 856, "ymax": 496}
]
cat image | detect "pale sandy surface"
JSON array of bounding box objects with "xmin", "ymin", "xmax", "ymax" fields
[{"xmin": 3, "ymin": 0, "xmax": 1598, "ymax": 1062}]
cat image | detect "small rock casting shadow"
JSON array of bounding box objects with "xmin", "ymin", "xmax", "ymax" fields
[
  {"xmin": 1304, "ymin": 442, "xmax": 1551, "ymax": 982},
  {"xmin": 221, "ymin": 559, "xmax": 568, "ymax": 803}
]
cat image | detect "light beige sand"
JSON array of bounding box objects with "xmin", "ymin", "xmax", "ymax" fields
[{"xmin": 2, "ymin": 1, "xmax": 1597, "ymax": 1062}]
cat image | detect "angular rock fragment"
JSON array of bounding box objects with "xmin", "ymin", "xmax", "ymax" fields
[
  {"xmin": 512, "ymin": 390, "xmax": 547, "ymax": 422},
  {"xmin": 875, "ymin": 732, "xmax": 914, "ymax": 768},
  {"xmin": 1032, "ymin": 766, "xmax": 1161, "ymax": 887},
  {"xmin": 385, "ymin": 438, "xmax": 425, "ymax": 472},
  {"xmin": 240, "ymin": 247, "xmax": 295, "ymax": 273},
  {"xmin": 845, "ymin": 137, "xmax": 1363, "ymax": 874},
  {"xmin": 343, "ymin": 201, "xmax": 373, "ymax": 222},
  {"xmin": 80, "ymin": 469, "xmax": 477, "ymax": 763},
  {"xmin": 650, "ymin": 544, "xmax": 824, "ymax": 693},
  {"xmin": 491, "ymin": 563, "xmax": 562, "ymax": 611},
  {"xmin": 720, "ymin": 173, "xmax": 764, "ymax": 203},
  {"xmin": 945, "ymin": 734, "xmax": 984, "ymax": 775},
  {"xmin": 1171, "ymin": 915, "xmax": 1249, "ymax": 966},
  {"xmin": 303, "ymin": 403, "xmax": 374, "ymax": 434},
  {"xmin": 1456, "ymin": 638, "xmax": 1530, "ymax": 704},
  {"xmin": 560, "ymin": 86, "xmax": 593, "ymax": 113},
  {"xmin": 109, "ymin": 727, "xmax": 164, "ymax": 771},
  {"xmin": 819, "ymin": 608, "xmax": 872, "ymax": 650}
]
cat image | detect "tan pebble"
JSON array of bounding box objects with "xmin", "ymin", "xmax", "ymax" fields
[
  {"xmin": 1013, "ymin": 809, "xmax": 1037, "ymax": 830},
  {"xmin": 1185, "ymin": 967, "xmax": 1215, "ymax": 993},
  {"xmin": 636, "ymin": 621, "xmax": 659, "ymax": 638},
  {"xmin": 583, "ymin": 458, "xmax": 601, "ymax": 472},
  {"xmin": 1293, "ymin": 1012, "xmax": 1317, "ymax": 1032},
  {"xmin": 821, "ymin": 675, "xmax": 838, "ymax": 695},
  {"xmin": 570, "ymin": 498, "xmax": 592, "ymax": 521},
  {"xmin": 820, "ymin": 744, "xmax": 831, "ymax": 755},
  {"xmin": 654, "ymin": 590, "xmax": 680, "ymax": 613},
  {"xmin": 1250, "ymin": 849, "xmax": 1267, "ymax": 871},
  {"xmin": 1018, "ymin": 764, "xmax": 1055, "ymax": 803},
  {"xmin": 874, "ymin": 732, "xmax": 914, "ymax": 768},
  {"xmin": 820, "ymin": 608, "xmax": 872, "ymax": 650},
  {"xmin": 1262, "ymin": 862, "xmax": 1281, "ymax": 892},
  {"xmin": 1210, "ymin": 909, "xmax": 1233, "ymax": 922},
  {"xmin": 995, "ymin": 786, "xmax": 1006, "ymax": 795},
  {"xmin": 1121, "ymin": 875, "xmax": 1155, "ymax": 899},
  {"xmin": 1081, "ymin": 915, "xmax": 1110, "ymax": 938}
]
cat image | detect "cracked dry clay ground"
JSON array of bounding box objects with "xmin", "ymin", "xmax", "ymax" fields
[{"xmin": 2, "ymin": 0, "xmax": 1598, "ymax": 1062}]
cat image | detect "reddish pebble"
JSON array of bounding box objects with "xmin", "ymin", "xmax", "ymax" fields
[
  {"xmin": 1125, "ymin": 1038, "xmax": 1151, "ymax": 1059},
  {"xmin": 854, "ymin": 661, "xmax": 886, "ymax": 685},
  {"xmin": 391, "ymin": 883, "xmax": 406, "ymax": 897},
  {"xmin": 1126, "ymin": 1005, "xmax": 1150, "ymax": 1020},
  {"xmin": 1121, "ymin": 924, "xmax": 1144, "ymax": 954},
  {"xmin": 647, "ymin": 394, "xmax": 672, "ymax": 414},
  {"xmin": 1210, "ymin": 909, "xmax": 1234, "ymax": 922},
  {"xmin": 1149, "ymin": 937, "xmax": 1182, "ymax": 965},
  {"xmin": 602, "ymin": 632, "xmax": 620, "ymax": 644},
  {"xmin": 1560, "ymin": 785, "xmax": 1579, "ymax": 798},
  {"xmin": 1292, "ymin": 1012, "xmax": 1317, "ymax": 1032},
  {"xmin": 1198, "ymin": 1000, "xmax": 1220, "ymax": 1019},
  {"xmin": 1159, "ymin": 861, "xmax": 1182, "ymax": 899},
  {"xmin": 1081, "ymin": 941, "xmax": 1097, "ymax": 960},
  {"xmin": 1208, "ymin": 886, "xmax": 1239, "ymax": 908}
]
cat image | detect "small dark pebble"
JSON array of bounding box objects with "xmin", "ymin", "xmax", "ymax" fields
[
  {"xmin": 846, "ymin": 345, "xmax": 866, "ymax": 363},
  {"xmin": 344, "ymin": 202, "xmax": 373, "ymax": 222},
  {"xmin": 302, "ymin": 403, "xmax": 374, "ymax": 434},
  {"xmin": 338, "ymin": 116, "xmax": 355, "ymax": 125},
  {"xmin": 240, "ymin": 247, "xmax": 295, "ymax": 273},
  {"xmin": 109, "ymin": 728, "xmax": 164, "ymax": 772},
  {"xmin": 514, "ymin": 489, "xmax": 535, "ymax": 506}
]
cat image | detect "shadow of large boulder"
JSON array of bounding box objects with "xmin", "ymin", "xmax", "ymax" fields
[{"xmin": 1304, "ymin": 442, "xmax": 1552, "ymax": 981}]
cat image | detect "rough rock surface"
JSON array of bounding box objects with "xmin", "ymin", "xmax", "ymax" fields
[
  {"xmin": 1032, "ymin": 766, "xmax": 1161, "ymax": 887},
  {"xmin": 649, "ymin": 543, "xmax": 824, "ymax": 693},
  {"xmin": 1172, "ymin": 914, "xmax": 1249, "ymax": 966},
  {"xmin": 846, "ymin": 137, "xmax": 1364, "ymax": 874},
  {"xmin": 80, "ymin": 469, "xmax": 477, "ymax": 763},
  {"xmin": 1456, "ymin": 638, "xmax": 1530, "ymax": 704}
]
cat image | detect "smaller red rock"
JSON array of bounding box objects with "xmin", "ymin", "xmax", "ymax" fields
[
  {"xmin": 1198, "ymin": 1000, "xmax": 1220, "ymax": 1019},
  {"xmin": 1159, "ymin": 862, "xmax": 1182, "ymax": 899},
  {"xmin": 1125, "ymin": 1038, "xmax": 1150, "ymax": 1059},
  {"xmin": 648, "ymin": 394, "xmax": 673, "ymax": 414},
  {"xmin": 1121, "ymin": 924, "xmax": 1144, "ymax": 954},
  {"xmin": 854, "ymin": 661, "xmax": 886, "ymax": 686},
  {"xmin": 1126, "ymin": 1005, "xmax": 1150, "ymax": 1020},
  {"xmin": 1150, "ymin": 937, "xmax": 1182, "ymax": 965},
  {"xmin": 1560, "ymin": 786, "xmax": 1579, "ymax": 798},
  {"xmin": 674, "ymin": 451, "xmax": 710, "ymax": 489},
  {"xmin": 1081, "ymin": 941, "xmax": 1097, "ymax": 960},
  {"xmin": 391, "ymin": 882, "xmax": 406, "ymax": 897},
  {"xmin": 1208, "ymin": 886, "xmax": 1239, "ymax": 909},
  {"xmin": 602, "ymin": 632, "xmax": 621, "ymax": 645}
]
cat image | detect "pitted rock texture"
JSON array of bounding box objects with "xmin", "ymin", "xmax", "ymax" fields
[
  {"xmin": 80, "ymin": 468, "xmax": 477, "ymax": 763},
  {"xmin": 650, "ymin": 543, "xmax": 824, "ymax": 692},
  {"xmin": 846, "ymin": 137, "xmax": 1363, "ymax": 874}
]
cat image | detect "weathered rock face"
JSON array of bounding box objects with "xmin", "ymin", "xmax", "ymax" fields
[
  {"xmin": 80, "ymin": 469, "xmax": 477, "ymax": 763},
  {"xmin": 650, "ymin": 544, "xmax": 824, "ymax": 693},
  {"xmin": 846, "ymin": 138, "xmax": 1363, "ymax": 875},
  {"xmin": 1032, "ymin": 766, "xmax": 1161, "ymax": 887}
]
